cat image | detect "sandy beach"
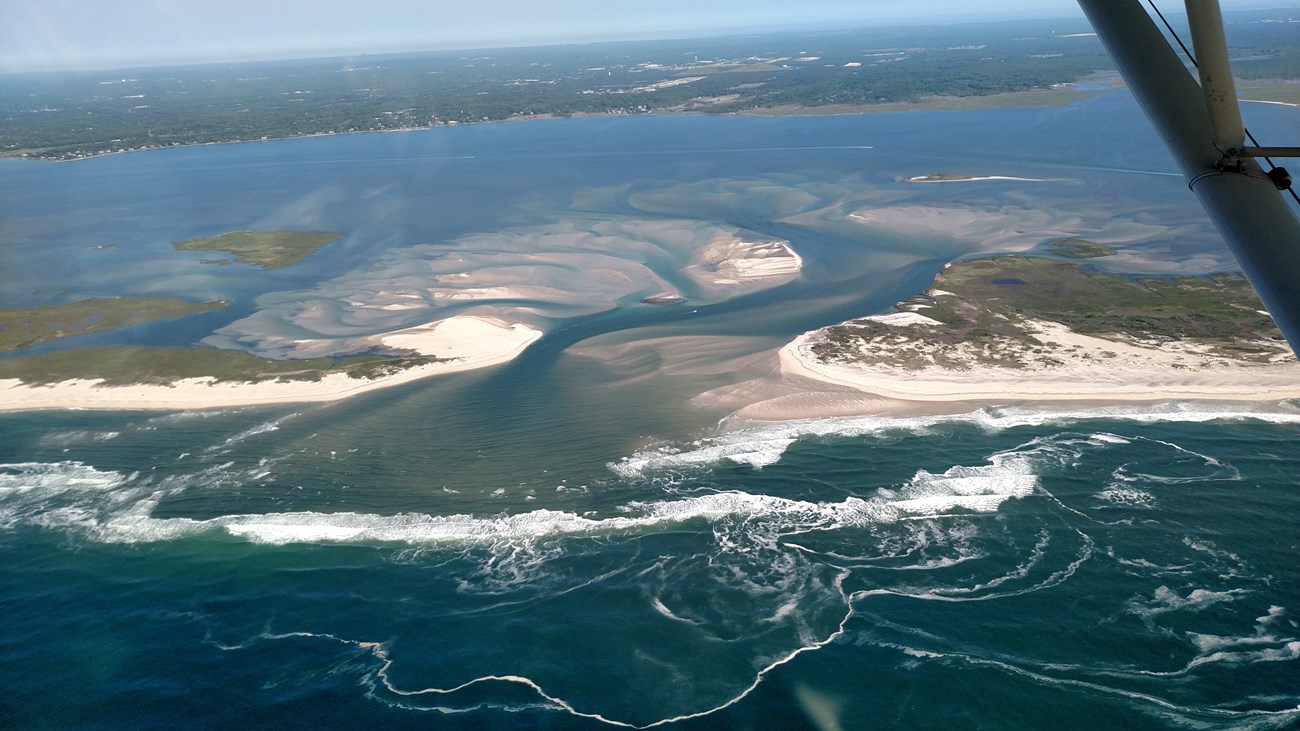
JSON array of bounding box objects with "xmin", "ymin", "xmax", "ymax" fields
[
  {"xmin": 777, "ymin": 318, "xmax": 1300, "ymax": 407},
  {"xmin": 0, "ymin": 316, "xmax": 541, "ymax": 413}
]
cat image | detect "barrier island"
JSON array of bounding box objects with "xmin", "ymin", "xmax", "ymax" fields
[{"xmin": 781, "ymin": 255, "xmax": 1300, "ymax": 406}]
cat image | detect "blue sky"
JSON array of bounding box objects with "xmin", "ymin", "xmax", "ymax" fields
[{"xmin": 0, "ymin": 0, "xmax": 1281, "ymax": 72}]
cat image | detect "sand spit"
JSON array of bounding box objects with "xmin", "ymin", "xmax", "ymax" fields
[
  {"xmin": 779, "ymin": 318, "xmax": 1300, "ymax": 405},
  {"xmin": 0, "ymin": 316, "xmax": 541, "ymax": 413},
  {"xmin": 904, "ymin": 175, "xmax": 1054, "ymax": 183}
]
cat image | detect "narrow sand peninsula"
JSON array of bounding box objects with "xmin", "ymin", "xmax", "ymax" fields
[
  {"xmin": 780, "ymin": 318, "xmax": 1300, "ymax": 405},
  {"xmin": 0, "ymin": 316, "xmax": 541, "ymax": 412},
  {"xmin": 904, "ymin": 174, "xmax": 1052, "ymax": 183}
]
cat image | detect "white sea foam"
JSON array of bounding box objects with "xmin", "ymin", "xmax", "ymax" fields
[
  {"xmin": 142, "ymin": 408, "xmax": 243, "ymax": 425},
  {"xmin": 206, "ymin": 413, "xmax": 299, "ymax": 453},
  {"xmin": 0, "ymin": 446, "xmax": 1037, "ymax": 547},
  {"xmin": 1089, "ymin": 433, "xmax": 1131, "ymax": 445},
  {"xmin": 1184, "ymin": 641, "xmax": 1300, "ymax": 673},
  {"xmin": 611, "ymin": 436, "xmax": 797, "ymax": 476},
  {"xmin": 886, "ymin": 644, "xmax": 1300, "ymax": 730},
  {"xmin": 39, "ymin": 430, "xmax": 121, "ymax": 446},
  {"xmin": 1186, "ymin": 605, "xmax": 1295, "ymax": 656},
  {"xmin": 891, "ymin": 454, "xmax": 1040, "ymax": 518},
  {"xmin": 1127, "ymin": 585, "xmax": 1249, "ymax": 622},
  {"xmin": 0, "ymin": 461, "xmax": 129, "ymax": 493},
  {"xmin": 0, "ymin": 461, "xmax": 134, "ymax": 529},
  {"xmin": 613, "ymin": 402, "xmax": 1300, "ymax": 477},
  {"xmin": 1095, "ymin": 487, "xmax": 1155, "ymax": 508},
  {"xmin": 650, "ymin": 597, "xmax": 701, "ymax": 626}
]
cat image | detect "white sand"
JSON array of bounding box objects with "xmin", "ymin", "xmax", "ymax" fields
[
  {"xmin": 726, "ymin": 242, "xmax": 802, "ymax": 278},
  {"xmin": 863, "ymin": 312, "xmax": 943, "ymax": 327},
  {"xmin": 0, "ymin": 316, "xmax": 541, "ymax": 413},
  {"xmin": 687, "ymin": 237, "xmax": 802, "ymax": 290},
  {"xmin": 780, "ymin": 318, "xmax": 1300, "ymax": 404},
  {"xmin": 904, "ymin": 175, "xmax": 1051, "ymax": 183},
  {"xmin": 1242, "ymin": 99, "xmax": 1299, "ymax": 108}
]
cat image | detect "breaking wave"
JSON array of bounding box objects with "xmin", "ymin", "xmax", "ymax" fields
[
  {"xmin": 6, "ymin": 411, "xmax": 1294, "ymax": 728},
  {"xmin": 0, "ymin": 441, "xmax": 1039, "ymax": 546},
  {"xmin": 612, "ymin": 402, "xmax": 1300, "ymax": 477}
]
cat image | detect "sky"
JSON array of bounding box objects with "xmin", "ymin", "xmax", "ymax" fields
[{"xmin": 0, "ymin": 0, "xmax": 1283, "ymax": 72}]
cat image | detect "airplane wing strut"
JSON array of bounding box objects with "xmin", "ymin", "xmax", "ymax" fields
[{"xmin": 1076, "ymin": 0, "xmax": 1300, "ymax": 355}]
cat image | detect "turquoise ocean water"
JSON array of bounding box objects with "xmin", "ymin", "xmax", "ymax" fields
[{"xmin": 2, "ymin": 86, "xmax": 1299, "ymax": 728}]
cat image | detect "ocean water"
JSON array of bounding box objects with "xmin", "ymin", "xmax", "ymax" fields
[{"xmin": 2, "ymin": 86, "xmax": 1299, "ymax": 729}]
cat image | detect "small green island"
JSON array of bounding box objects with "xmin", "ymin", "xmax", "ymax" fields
[
  {"xmin": 811, "ymin": 256, "xmax": 1288, "ymax": 370},
  {"xmin": 0, "ymin": 297, "xmax": 228, "ymax": 353},
  {"xmin": 173, "ymin": 230, "xmax": 342, "ymax": 269}
]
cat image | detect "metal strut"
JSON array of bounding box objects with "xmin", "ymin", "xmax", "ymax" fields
[
  {"xmin": 1185, "ymin": 0, "xmax": 1244, "ymax": 160},
  {"xmin": 1076, "ymin": 0, "xmax": 1300, "ymax": 354}
]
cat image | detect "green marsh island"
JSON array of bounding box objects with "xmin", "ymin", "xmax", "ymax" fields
[
  {"xmin": 810, "ymin": 253, "xmax": 1291, "ymax": 372},
  {"xmin": 173, "ymin": 230, "xmax": 342, "ymax": 269},
  {"xmin": 0, "ymin": 297, "xmax": 228, "ymax": 353}
]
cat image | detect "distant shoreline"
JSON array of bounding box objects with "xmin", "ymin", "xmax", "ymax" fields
[{"xmin": 4, "ymin": 86, "xmax": 1102, "ymax": 163}]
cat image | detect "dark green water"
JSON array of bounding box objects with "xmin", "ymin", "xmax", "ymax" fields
[{"xmin": 2, "ymin": 90, "xmax": 1299, "ymax": 729}]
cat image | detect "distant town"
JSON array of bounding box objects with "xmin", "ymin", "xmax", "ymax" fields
[{"xmin": 2, "ymin": 10, "xmax": 1296, "ymax": 161}]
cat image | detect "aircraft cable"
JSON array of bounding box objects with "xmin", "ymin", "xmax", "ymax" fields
[{"xmin": 1144, "ymin": 0, "xmax": 1300, "ymax": 205}]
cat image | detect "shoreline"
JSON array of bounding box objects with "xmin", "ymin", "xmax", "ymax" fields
[
  {"xmin": 746, "ymin": 254, "xmax": 1300, "ymax": 420},
  {"xmin": 776, "ymin": 327, "xmax": 1300, "ymax": 408},
  {"xmin": 0, "ymin": 316, "xmax": 542, "ymax": 413}
]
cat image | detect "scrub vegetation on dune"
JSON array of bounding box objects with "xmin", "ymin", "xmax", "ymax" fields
[{"xmin": 811, "ymin": 256, "xmax": 1290, "ymax": 370}]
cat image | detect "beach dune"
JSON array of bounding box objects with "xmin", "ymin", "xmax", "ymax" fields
[{"xmin": 778, "ymin": 318, "xmax": 1300, "ymax": 406}]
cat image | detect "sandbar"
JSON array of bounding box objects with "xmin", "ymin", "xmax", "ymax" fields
[{"xmin": 685, "ymin": 236, "xmax": 802, "ymax": 291}]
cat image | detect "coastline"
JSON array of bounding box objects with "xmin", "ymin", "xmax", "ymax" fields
[
  {"xmin": 776, "ymin": 323, "xmax": 1300, "ymax": 408},
  {"xmin": 0, "ymin": 316, "xmax": 542, "ymax": 413},
  {"xmin": 5, "ymin": 85, "xmax": 1102, "ymax": 164}
]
